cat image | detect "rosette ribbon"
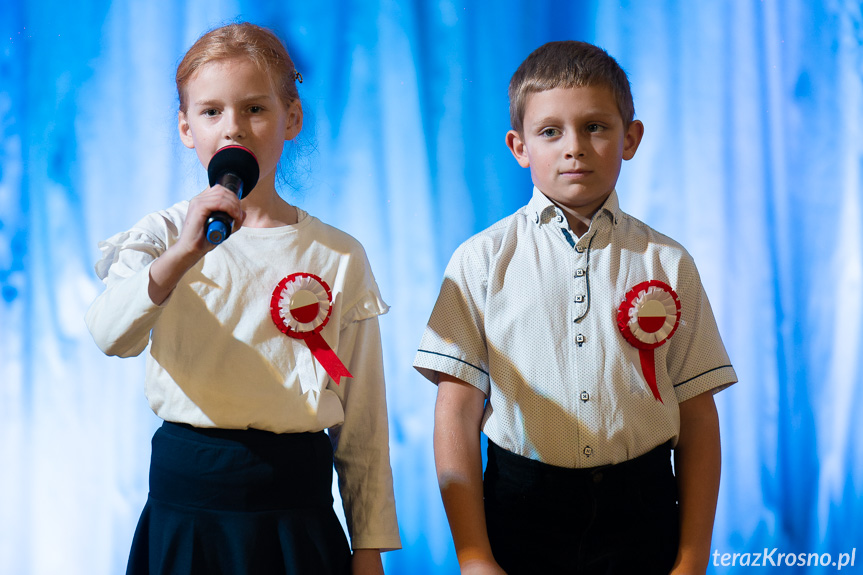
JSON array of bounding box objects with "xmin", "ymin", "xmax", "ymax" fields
[
  {"xmin": 616, "ymin": 280, "xmax": 681, "ymax": 403},
  {"xmin": 270, "ymin": 272, "xmax": 352, "ymax": 384}
]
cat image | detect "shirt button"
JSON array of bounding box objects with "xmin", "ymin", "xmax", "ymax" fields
[
  {"xmin": 556, "ymin": 214, "xmax": 564, "ymax": 223},
  {"xmin": 575, "ymin": 246, "xmax": 585, "ymax": 253},
  {"xmin": 575, "ymin": 268, "xmax": 586, "ymax": 277},
  {"xmin": 583, "ymin": 446, "xmax": 593, "ymax": 457},
  {"xmin": 575, "ymin": 295, "xmax": 585, "ymax": 303},
  {"xmin": 534, "ymin": 213, "xmax": 540, "ymax": 224},
  {"xmin": 580, "ymin": 391, "xmax": 590, "ymax": 402},
  {"xmin": 576, "ymin": 334, "xmax": 585, "ymax": 345}
]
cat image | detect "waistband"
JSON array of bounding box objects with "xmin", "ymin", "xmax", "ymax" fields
[
  {"xmin": 486, "ymin": 440, "xmax": 673, "ymax": 490},
  {"xmin": 149, "ymin": 421, "xmax": 335, "ymax": 512}
]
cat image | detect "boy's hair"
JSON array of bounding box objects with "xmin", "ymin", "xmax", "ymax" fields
[
  {"xmin": 508, "ymin": 41, "xmax": 635, "ymax": 133},
  {"xmin": 176, "ymin": 22, "xmax": 300, "ymax": 113}
]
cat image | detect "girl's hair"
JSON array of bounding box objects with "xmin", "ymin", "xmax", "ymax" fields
[
  {"xmin": 176, "ymin": 22, "xmax": 300, "ymax": 113},
  {"xmin": 508, "ymin": 41, "xmax": 635, "ymax": 133}
]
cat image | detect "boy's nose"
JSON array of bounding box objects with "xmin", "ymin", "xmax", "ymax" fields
[{"xmin": 564, "ymin": 134, "xmax": 586, "ymax": 158}]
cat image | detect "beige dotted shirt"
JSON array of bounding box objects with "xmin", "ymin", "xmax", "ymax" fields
[{"xmin": 414, "ymin": 187, "xmax": 737, "ymax": 468}]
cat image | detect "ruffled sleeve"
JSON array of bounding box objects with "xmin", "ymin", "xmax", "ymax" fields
[
  {"xmin": 340, "ymin": 289, "xmax": 389, "ymax": 327},
  {"xmin": 337, "ymin": 242, "xmax": 390, "ymax": 329},
  {"xmin": 85, "ymin": 208, "xmax": 182, "ymax": 357},
  {"xmin": 94, "ymin": 229, "xmax": 165, "ymax": 282}
]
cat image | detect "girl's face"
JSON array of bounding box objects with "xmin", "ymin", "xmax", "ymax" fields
[{"xmin": 178, "ymin": 57, "xmax": 302, "ymax": 193}]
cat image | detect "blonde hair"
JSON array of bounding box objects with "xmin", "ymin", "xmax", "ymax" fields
[
  {"xmin": 509, "ymin": 41, "xmax": 635, "ymax": 133},
  {"xmin": 176, "ymin": 22, "xmax": 300, "ymax": 113}
]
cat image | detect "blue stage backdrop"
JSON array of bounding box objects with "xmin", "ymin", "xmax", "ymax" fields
[{"xmin": 1, "ymin": 1, "xmax": 862, "ymax": 573}]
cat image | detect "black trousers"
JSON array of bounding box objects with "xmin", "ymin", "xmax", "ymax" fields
[{"xmin": 484, "ymin": 441, "xmax": 680, "ymax": 575}]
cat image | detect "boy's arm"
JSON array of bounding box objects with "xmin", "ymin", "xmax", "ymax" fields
[
  {"xmin": 351, "ymin": 549, "xmax": 384, "ymax": 575},
  {"xmin": 671, "ymin": 391, "xmax": 721, "ymax": 575},
  {"xmin": 434, "ymin": 374, "xmax": 506, "ymax": 575}
]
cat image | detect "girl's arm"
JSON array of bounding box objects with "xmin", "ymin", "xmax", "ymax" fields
[
  {"xmin": 671, "ymin": 392, "xmax": 721, "ymax": 575},
  {"xmin": 148, "ymin": 184, "xmax": 245, "ymax": 305},
  {"xmin": 86, "ymin": 185, "xmax": 245, "ymax": 355},
  {"xmin": 328, "ymin": 316, "xmax": 401, "ymax": 554},
  {"xmin": 434, "ymin": 374, "xmax": 506, "ymax": 575}
]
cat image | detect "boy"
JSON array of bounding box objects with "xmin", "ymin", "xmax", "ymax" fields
[{"xmin": 414, "ymin": 41, "xmax": 736, "ymax": 574}]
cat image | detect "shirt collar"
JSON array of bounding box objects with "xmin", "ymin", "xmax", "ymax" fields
[{"xmin": 527, "ymin": 186, "xmax": 622, "ymax": 228}]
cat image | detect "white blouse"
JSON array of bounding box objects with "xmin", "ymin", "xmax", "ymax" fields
[{"xmin": 86, "ymin": 202, "xmax": 400, "ymax": 550}]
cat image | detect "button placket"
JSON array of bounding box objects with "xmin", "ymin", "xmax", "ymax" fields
[
  {"xmin": 571, "ymin": 230, "xmax": 596, "ymax": 466},
  {"xmin": 572, "ymin": 242, "xmax": 589, "ymax": 322}
]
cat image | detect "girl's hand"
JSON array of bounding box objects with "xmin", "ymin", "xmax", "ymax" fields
[
  {"xmin": 351, "ymin": 549, "xmax": 384, "ymax": 575},
  {"xmin": 176, "ymin": 184, "xmax": 246, "ymax": 258},
  {"xmin": 147, "ymin": 185, "xmax": 245, "ymax": 305}
]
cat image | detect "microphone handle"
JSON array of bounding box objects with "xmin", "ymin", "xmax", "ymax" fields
[{"xmin": 206, "ymin": 173, "xmax": 244, "ymax": 245}]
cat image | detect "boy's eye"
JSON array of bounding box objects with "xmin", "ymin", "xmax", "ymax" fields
[
  {"xmin": 540, "ymin": 128, "xmax": 559, "ymax": 137},
  {"xmin": 249, "ymin": 105, "xmax": 263, "ymax": 113},
  {"xmin": 203, "ymin": 109, "xmax": 219, "ymax": 117},
  {"xmin": 586, "ymin": 123, "xmax": 604, "ymax": 133}
]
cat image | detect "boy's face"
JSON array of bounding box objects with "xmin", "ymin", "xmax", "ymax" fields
[{"xmin": 506, "ymin": 85, "xmax": 643, "ymax": 221}]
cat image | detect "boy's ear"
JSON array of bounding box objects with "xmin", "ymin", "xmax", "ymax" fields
[
  {"xmin": 622, "ymin": 119, "xmax": 644, "ymax": 161},
  {"xmin": 178, "ymin": 112, "xmax": 195, "ymax": 149},
  {"xmin": 506, "ymin": 129, "xmax": 531, "ymax": 168},
  {"xmin": 284, "ymin": 100, "xmax": 304, "ymax": 141}
]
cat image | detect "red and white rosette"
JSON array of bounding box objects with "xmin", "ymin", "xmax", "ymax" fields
[
  {"xmin": 617, "ymin": 280, "xmax": 681, "ymax": 403},
  {"xmin": 270, "ymin": 272, "xmax": 352, "ymax": 384}
]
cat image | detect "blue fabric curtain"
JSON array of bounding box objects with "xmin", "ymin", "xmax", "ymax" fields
[{"xmin": 1, "ymin": 1, "xmax": 861, "ymax": 573}]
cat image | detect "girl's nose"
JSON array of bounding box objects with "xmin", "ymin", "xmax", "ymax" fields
[{"xmin": 223, "ymin": 112, "xmax": 246, "ymax": 140}]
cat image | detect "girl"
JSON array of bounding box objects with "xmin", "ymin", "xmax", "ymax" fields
[{"xmin": 86, "ymin": 23, "xmax": 400, "ymax": 575}]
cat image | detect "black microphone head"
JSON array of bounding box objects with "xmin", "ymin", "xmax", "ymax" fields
[{"xmin": 207, "ymin": 145, "xmax": 260, "ymax": 199}]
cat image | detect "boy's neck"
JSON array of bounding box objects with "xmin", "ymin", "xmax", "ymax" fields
[
  {"xmin": 545, "ymin": 192, "xmax": 611, "ymax": 238},
  {"xmin": 561, "ymin": 208, "xmax": 593, "ymax": 238}
]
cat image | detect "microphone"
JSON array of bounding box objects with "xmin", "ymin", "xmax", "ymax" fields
[{"xmin": 205, "ymin": 145, "xmax": 260, "ymax": 244}]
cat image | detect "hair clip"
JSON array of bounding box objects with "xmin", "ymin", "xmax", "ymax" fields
[{"xmin": 294, "ymin": 70, "xmax": 303, "ymax": 84}]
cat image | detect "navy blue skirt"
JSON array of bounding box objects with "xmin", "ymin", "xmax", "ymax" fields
[{"xmin": 126, "ymin": 421, "xmax": 351, "ymax": 575}]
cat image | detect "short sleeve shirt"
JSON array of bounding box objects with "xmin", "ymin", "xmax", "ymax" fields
[{"xmin": 414, "ymin": 187, "xmax": 737, "ymax": 468}]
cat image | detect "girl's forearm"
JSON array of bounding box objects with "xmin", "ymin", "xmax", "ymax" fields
[{"xmin": 147, "ymin": 244, "xmax": 202, "ymax": 305}]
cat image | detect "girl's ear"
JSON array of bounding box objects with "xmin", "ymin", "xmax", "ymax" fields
[
  {"xmin": 178, "ymin": 112, "xmax": 195, "ymax": 149},
  {"xmin": 506, "ymin": 129, "xmax": 530, "ymax": 168},
  {"xmin": 284, "ymin": 100, "xmax": 304, "ymax": 141}
]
